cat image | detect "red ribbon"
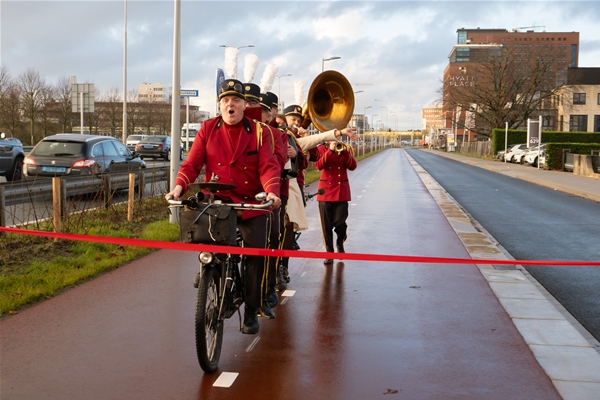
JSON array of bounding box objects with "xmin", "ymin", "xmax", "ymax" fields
[{"xmin": 1, "ymin": 226, "xmax": 599, "ymax": 266}]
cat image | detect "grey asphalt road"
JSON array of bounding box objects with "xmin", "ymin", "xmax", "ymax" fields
[{"xmin": 407, "ymin": 148, "xmax": 600, "ymax": 342}]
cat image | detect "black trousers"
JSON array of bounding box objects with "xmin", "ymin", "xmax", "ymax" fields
[
  {"xmin": 237, "ymin": 214, "xmax": 269, "ymax": 308},
  {"xmin": 318, "ymin": 201, "xmax": 349, "ymax": 253},
  {"xmin": 266, "ymin": 196, "xmax": 286, "ymax": 287}
]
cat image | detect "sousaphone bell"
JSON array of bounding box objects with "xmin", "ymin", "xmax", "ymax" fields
[{"xmin": 301, "ymin": 70, "xmax": 355, "ymax": 132}]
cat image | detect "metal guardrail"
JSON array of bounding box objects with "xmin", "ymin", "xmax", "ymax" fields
[
  {"xmin": 23, "ymin": 146, "xmax": 34, "ymax": 152},
  {"xmin": 0, "ymin": 167, "xmax": 168, "ymax": 206}
]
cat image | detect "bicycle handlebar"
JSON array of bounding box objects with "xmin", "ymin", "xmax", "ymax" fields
[{"xmin": 166, "ymin": 196, "xmax": 274, "ymax": 210}]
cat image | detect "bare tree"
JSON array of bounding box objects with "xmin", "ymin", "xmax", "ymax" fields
[
  {"xmin": 54, "ymin": 76, "xmax": 73, "ymax": 133},
  {"xmin": 0, "ymin": 66, "xmax": 17, "ymax": 135},
  {"xmin": 37, "ymin": 84, "xmax": 56, "ymax": 138},
  {"xmin": 83, "ymin": 88, "xmax": 101, "ymax": 135},
  {"xmin": 155, "ymin": 103, "xmax": 171, "ymax": 134},
  {"xmin": 139, "ymin": 96, "xmax": 159, "ymax": 135},
  {"xmin": 17, "ymin": 68, "xmax": 47, "ymax": 145},
  {"xmin": 2, "ymin": 85, "xmax": 24, "ymax": 139},
  {"xmin": 442, "ymin": 47, "xmax": 566, "ymax": 138},
  {"xmin": 126, "ymin": 90, "xmax": 142, "ymax": 136},
  {"xmin": 98, "ymin": 87, "xmax": 123, "ymax": 137}
]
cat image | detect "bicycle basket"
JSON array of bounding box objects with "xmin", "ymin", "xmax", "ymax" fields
[{"xmin": 179, "ymin": 203, "xmax": 237, "ymax": 245}]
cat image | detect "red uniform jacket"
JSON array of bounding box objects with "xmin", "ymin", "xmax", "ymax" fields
[
  {"xmin": 315, "ymin": 143, "xmax": 357, "ymax": 202},
  {"xmin": 175, "ymin": 116, "xmax": 281, "ymax": 217}
]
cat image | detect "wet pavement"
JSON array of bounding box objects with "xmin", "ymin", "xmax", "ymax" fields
[{"xmin": 2, "ymin": 149, "xmax": 599, "ymax": 399}]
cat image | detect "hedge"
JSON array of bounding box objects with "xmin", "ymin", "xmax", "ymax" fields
[{"xmin": 491, "ymin": 128, "xmax": 600, "ymax": 170}]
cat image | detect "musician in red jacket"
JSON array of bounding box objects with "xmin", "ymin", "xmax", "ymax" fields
[
  {"xmin": 165, "ymin": 79, "xmax": 281, "ymax": 335},
  {"xmin": 315, "ymin": 141, "xmax": 357, "ymax": 264}
]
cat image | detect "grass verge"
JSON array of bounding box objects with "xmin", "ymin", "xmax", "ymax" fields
[{"xmin": 0, "ymin": 196, "xmax": 178, "ymax": 317}]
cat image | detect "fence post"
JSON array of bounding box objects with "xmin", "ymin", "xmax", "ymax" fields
[
  {"xmin": 52, "ymin": 177, "xmax": 62, "ymax": 237},
  {"xmin": 103, "ymin": 174, "xmax": 112, "ymax": 208},
  {"xmin": 128, "ymin": 173, "xmax": 135, "ymax": 222},
  {"xmin": 0, "ymin": 186, "xmax": 6, "ymax": 228},
  {"xmin": 60, "ymin": 178, "xmax": 67, "ymax": 218},
  {"xmin": 138, "ymin": 170, "xmax": 145, "ymax": 200}
]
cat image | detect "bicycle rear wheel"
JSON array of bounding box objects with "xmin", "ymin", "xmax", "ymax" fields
[{"xmin": 195, "ymin": 266, "xmax": 224, "ymax": 373}]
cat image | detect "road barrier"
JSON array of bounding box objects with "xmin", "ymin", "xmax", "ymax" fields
[{"xmin": 0, "ymin": 167, "xmax": 169, "ymax": 227}]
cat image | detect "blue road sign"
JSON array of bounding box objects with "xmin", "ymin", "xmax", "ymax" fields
[{"xmin": 216, "ymin": 69, "xmax": 225, "ymax": 97}]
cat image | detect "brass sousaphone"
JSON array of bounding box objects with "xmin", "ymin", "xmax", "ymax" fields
[{"xmin": 300, "ymin": 70, "xmax": 355, "ymax": 131}]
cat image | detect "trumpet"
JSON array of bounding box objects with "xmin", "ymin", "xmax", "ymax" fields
[
  {"xmin": 334, "ymin": 142, "xmax": 347, "ymax": 154},
  {"xmin": 292, "ymin": 125, "xmax": 307, "ymax": 137}
]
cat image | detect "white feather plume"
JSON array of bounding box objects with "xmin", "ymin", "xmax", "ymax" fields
[
  {"xmin": 260, "ymin": 64, "xmax": 278, "ymax": 92},
  {"xmin": 294, "ymin": 81, "xmax": 305, "ymax": 105},
  {"xmin": 223, "ymin": 47, "xmax": 239, "ymax": 79},
  {"xmin": 243, "ymin": 54, "xmax": 260, "ymax": 83}
]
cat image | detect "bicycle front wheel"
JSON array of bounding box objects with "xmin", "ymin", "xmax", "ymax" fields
[{"xmin": 195, "ymin": 266, "xmax": 224, "ymax": 373}]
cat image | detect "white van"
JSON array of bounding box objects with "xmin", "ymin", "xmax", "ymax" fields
[
  {"xmin": 125, "ymin": 134, "xmax": 148, "ymax": 151},
  {"xmin": 182, "ymin": 123, "xmax": 202, "ymax": 150}
]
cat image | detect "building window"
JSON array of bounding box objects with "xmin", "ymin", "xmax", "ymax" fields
[
  {"xmin": 570, "ymin": 115, "xmax": 588, "ymax": 132},
  {"xmin": 570, "ymin": 44, "xmax": 577, "ymax": 67},
  {"xmin": 597, "ymin": 93, "xmax": 600, "ymax": 105},
  {"xmin": 595, "ymin": 116, "xmax": 600, "ymax": 132},
  {"xmin": 455, "ymin": 48, "xmax": 470, "ymax": 62},
  {"xmin": 573, "ymin": 93, "xmax": 586, "ymax": 105}
]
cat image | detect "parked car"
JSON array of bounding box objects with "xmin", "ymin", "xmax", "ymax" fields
[
  {"xmin": 23, "ymin": 134, "xmax": 145, "ymax": 177},
  {"xmin": 524, "ymin": 144, "xmax": 546, "ymax": 167},
  {"xmin": 125, "ymin": 134, "xmax": 148, "ymax": 151},
  {"xmin": 0, "ymin": 132, "xmax": 25, "ymax": 181},
  {"xmin": 503, "ymin": 144, "xmax": 527, "ymax": 162},
  {"xmin": 135, "ymin": 135, "xmax": 183, "ymax": 161}
]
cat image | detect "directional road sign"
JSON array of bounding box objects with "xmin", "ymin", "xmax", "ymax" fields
[{"xmin": 179, "ymin": 89, "xmax": 198, "ymax": 97}]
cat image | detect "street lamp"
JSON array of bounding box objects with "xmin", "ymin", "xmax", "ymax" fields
[
  {"xmin": 219, "ymin": 45, "xmax": 255, "ymax": 79},
  {"xmin": 322, "ymin": 56, "xmax": 341, "ymax": 72},
  {"xmin": 361, "ymin": 105, "xmax": 372, "ymax": 156},
  {"xmin": 276, "ymin": 74, "xmax": 291, "ymax": 107}
]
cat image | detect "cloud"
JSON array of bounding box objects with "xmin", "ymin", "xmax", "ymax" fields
[{"xmin": 2, "ymin": 1, "xmax": 600, "ymax": 130}]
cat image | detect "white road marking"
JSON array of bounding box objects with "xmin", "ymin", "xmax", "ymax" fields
[
  {"xmin": 281, "ymin": 297, "xmax": 289, "ymax": 305},
  {"xmin": 282, "ymin": 290, "xmax": 296, "ymax": 296},
  {"xmin": 301, "ymin": 271, "xmax": 307, "ymax": 277},
  {"xmin": 246, "ymin": 337, "xmax": 260, "ymax": 352},
  {"xmin": 213, "ymin": 372, "xmax": 239, "ymax": 387}
]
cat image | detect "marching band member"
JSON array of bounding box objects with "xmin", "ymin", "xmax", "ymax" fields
[
  {"xmin": 315, "ymin": 141, "xmax": 357, "ymax": 264},
  {"xmin": 165, "ymin": 79, "xmax": 281, "ymax": 335}
]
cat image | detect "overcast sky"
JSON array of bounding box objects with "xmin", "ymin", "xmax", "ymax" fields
[{"xmin": 2, "ymin": 0, "xmax": 599, "ymax": 129}]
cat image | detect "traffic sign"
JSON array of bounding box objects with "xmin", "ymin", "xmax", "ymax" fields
[{"xmin": 179, "ymin": 89, "xmax": 198, "ymax": 97}]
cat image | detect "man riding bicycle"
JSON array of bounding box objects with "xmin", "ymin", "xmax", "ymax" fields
[{"xmin": 165, "ymin": 78, "xmax": 281, "ymax": 335}]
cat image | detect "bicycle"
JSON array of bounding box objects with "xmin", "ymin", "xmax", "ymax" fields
[{"xmin": 167, "ymin": 181, "xmax": 273, "ymax": 373}]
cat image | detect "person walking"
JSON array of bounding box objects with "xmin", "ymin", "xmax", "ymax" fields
[{"xmin": 315, "ymin": 141, "xmax": 357, "ymax": 264}]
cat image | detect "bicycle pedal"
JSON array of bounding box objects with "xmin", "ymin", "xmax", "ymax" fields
[{"xmin": 193, "ymin": 273, "xmax": 200, "ymax": 288}]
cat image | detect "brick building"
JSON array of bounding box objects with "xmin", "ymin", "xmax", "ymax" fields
[{"xmin": 443, "ymin": 27, "xmax": 580, "ymax": 141}]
